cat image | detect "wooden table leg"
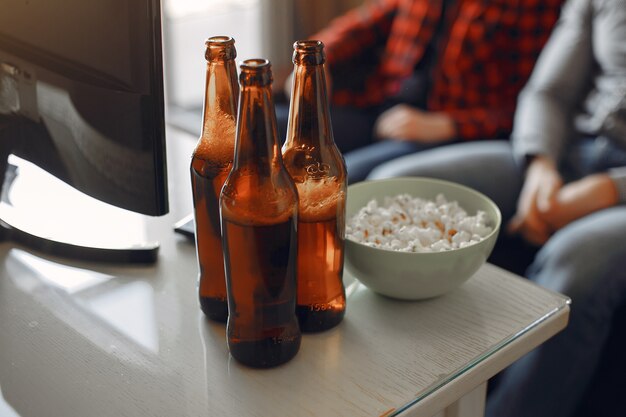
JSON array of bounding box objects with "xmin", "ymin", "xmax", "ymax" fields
[{"xmin": 431, "ymin": 382, "xmax": 487, "ymax": 417}]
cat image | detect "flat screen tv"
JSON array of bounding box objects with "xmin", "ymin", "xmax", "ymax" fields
[{"xmin": 0, "ymin": 0, "xmax": 168, "ymax": 263}]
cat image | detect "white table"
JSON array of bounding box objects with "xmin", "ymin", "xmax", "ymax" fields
[{"xmin": 0, "ymin": 127, "xmax": 570, "ymax": 417}]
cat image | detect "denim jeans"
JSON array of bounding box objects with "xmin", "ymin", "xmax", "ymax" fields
[
  {"xmin": 275, "ymin": 103, "xmax": 378, "ymax": 153},
  {"xmin": 344, "ymin": 140, "xmax": 443, "ymax": 184},
  {"xmin": 275, "ymin": 102, "xmax": 459, "ymax": 184},
  {"xmin": 368, "ymin": 139, "xmax": 626, "ymax": 417}
]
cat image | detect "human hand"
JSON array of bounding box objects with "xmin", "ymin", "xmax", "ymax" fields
[
  {"xmin": 374, "ymin": 104, "xmax": 456, "ymax": 143},
  {"xmin": 508, "ymin": 155, "xmax": 562, "ymax": 245},
  {"xmin": 539, "ymin": 173, "xmax": 619, "ymax": 231}
]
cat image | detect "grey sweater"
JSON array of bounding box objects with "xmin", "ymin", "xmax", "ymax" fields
[{"xmin": 512, "ymin": 0, "xmax": 626, "ymax": 202}]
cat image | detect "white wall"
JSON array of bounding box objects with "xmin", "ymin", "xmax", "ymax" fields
[
  {"xmin": 162, "ymin": 0, "xmax": 293, "ymax": 109},
  {"xmin": 163, "ymin": 1, "xmax": 262, "ymax": 108},
  {"xmin": 161, "ymin": 0, "xmax": 365, "ymax": 109}
]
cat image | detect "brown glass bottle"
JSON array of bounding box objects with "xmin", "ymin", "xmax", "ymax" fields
[
  {"xmin": 191, "ymin": 36, "xmax": 238, "ymax": 322},
  {"xmin": 282, "ymin": 40, "xmax": 347, "ymax": 332},
  {"xmin": 220, "ymin": 59, "xmax": 301, "ymax": 368}
]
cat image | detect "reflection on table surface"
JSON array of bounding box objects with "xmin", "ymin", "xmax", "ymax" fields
[
  {"xmin": 0, "ymin": 128, "xmax": 570, "ymax": 417},
  {"xmin": 0, "ymin": 248, "xmax": 185, "ymax": 417},
  {"xmin": 0, "ymin": 240, "xmax": 569, "ymax": 417}
]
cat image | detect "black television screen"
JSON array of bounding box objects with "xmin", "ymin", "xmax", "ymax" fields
[{"xmin": 0, "ymin": 0, "xmax": 168, "ymax": 216}]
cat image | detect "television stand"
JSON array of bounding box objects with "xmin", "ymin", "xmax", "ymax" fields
[{"xmin": 0, "ymin": 155, "xmax": 159, "ymax": 264}]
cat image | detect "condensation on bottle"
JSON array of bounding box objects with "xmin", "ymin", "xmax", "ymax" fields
[
  {"xmin": 282, "ymin": 40, "xmax": 347, "ymax": 332},
  {"xmin": 191, "ymin": 36, "xmax": 238, "ymax": 323}
]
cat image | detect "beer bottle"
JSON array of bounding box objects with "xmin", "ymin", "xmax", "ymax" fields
[
  {"xmin": 282, "ymin": 40, "xmax": 347, "ymax": 332},
  {"xmin": 220, "ymin": 59, "xmax": 301, "ymax": 368},
  {"xmin": 191, "ymin": 36, "xmax": 238, "ymax": 322}
]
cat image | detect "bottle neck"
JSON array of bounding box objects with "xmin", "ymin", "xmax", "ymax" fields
[
  {"xmin": 234, "ymin": 84, "xmax": 283, "ymax": 174},
  {"xmin": 200, "ymin": 59, "xmax": 238, "ymax": 141},
  {"xmin": 285, "ymin": 62, "xmax": 334, "ymax": 147}
]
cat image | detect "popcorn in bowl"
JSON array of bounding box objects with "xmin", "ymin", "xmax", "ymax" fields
[{"xmin": 346, "ymin": 193, "xmax": 493, "ymax": 252}]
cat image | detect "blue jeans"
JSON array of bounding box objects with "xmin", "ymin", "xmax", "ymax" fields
[
  {"xmin": 275, "ymin": 102, "xmax": 457, "ymax": 184},
  {"xmin": 275, "ymin": 103, "xmax": 377, "ymax": 153},
  {"xmin": 344, "ymin": 141, "xmax": 443, "ymax": 184},
  {"xmin": 369, "ymin": 140, "xmax": 626, "ymax": 417}
]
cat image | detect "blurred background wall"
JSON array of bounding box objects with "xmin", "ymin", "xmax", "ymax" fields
[
  {"xmin": 163, "ymin": 0, "xmax": 364, "ymax": 111},
  {"xmin": 292, "ymin": 0, "xmax": 363, "ymax": 39}
]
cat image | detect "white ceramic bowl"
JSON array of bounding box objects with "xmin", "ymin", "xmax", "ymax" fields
[{"xmin": 344, "ymin": 177, "xmax": 501, "ymax": 300}]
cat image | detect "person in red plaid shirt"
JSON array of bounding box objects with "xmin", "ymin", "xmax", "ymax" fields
[
  {"xmin": 368, "ymin": 0, "xmax": 626, "ymax": 415},
  {"xmin": 278, "ymin": 0, "xmax": 564, "ymax": 183}
]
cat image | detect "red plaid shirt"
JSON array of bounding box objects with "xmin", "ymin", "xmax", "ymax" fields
[{"xmin": 314, "ymin": 0, "xmax": 563, "ymax": 140}]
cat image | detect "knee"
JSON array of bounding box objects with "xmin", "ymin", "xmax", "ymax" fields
[
  {"xmin": 367, "ymin": 148, "xmax": 460, "ymax": 181},
  {"xmin": 345, "ymin": 142, "xmax": 424, "ymax": 184},
  {"xmin": 528, "ymin": 212, "xmax": 626, "ymax": 307},
  {"xmin": 368, "ymin": 141, "xmax": 515, "ymax": 181},
  {"xmin": 531, "ymin": 235, "xmax": 602, "ymax": 299},
  {"xmin": 368, "ymin": 142, "xmax": 522, "ymax": 219},
  {"xmin": 368, "ymin": 162, "xmax": 403, "ymax": 180}
]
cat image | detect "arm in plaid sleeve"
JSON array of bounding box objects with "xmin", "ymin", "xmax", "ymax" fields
[
  {"xmin": 431, "ymin": 0, "xmax": 563, "ymax": 141},
  {"xmin": 447, "ymin": 106, "xmax": 516, "ymax": 141},
  {"xmin": 311, "ymin": 0, "xmax": 399, "ymax": 67}
]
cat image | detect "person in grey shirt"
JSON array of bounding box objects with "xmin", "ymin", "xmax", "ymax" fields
[{"xmin": 367, "ymin": 0, "xmax": 626, "ymax": 416}]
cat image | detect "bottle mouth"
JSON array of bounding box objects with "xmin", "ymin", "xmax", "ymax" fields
[
  {"xmin": 240, "ymin": 58, "xmax": 271, "ymax": 70},
  {"xmin": 292, "ymin": 40, "xmax": 325, "ymax": 65},
  {"xmin": 239, "ymin": 59, "xmax": 273, "ymax": 86},
  {"xmin": 293, "ymin": 40, "xmax": 323, "ymax": 52},
  {"xmin": 205, "ymin": 36, "xmax": 236, "ymax": 61},
  {"xmin": 206, "ymin": 36, "xmax": 235, "ymax": 47}
]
